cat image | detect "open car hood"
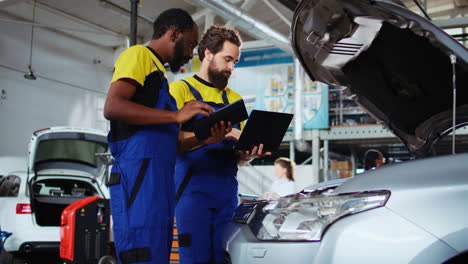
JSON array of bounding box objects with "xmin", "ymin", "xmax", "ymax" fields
[
  {"xmin": 291, "ymin": 0, "xmax": 468, "ymax": 156},
  {"xmin": 28, "ymin": 127, "xmax": 108, "ymax": 179}
]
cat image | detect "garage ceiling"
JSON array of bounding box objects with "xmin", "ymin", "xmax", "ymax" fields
[
  {"xmin": 1, "ymin": 0, "xmax": 467, "ymax": 163},
  {"xmin": 1, "ymin": 0, "xmax": 467, "ymax": 49}
]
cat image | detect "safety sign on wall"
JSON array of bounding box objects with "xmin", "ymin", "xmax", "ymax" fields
[{"xmin": 230, "ymin": 60, "xmax": 329, "ymax": 129}]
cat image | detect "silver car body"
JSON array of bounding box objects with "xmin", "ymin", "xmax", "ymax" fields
[
  {"xmin": 225, "ymin": 153, "xmax": 468, "ymax": 263},
  {"xmin": 224, "ymin": 0, "xmax": 468, "ymax": 262}
]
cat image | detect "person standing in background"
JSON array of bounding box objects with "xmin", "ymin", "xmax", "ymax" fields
[
  {"xmin": 103, "ymin": 8, "xmax": 214, "ymax": 264},
  {"xmin": 265, "ymin": 157, "xmax": 296, "ymax": 199},
  {"xmin": 363, "ymin": 149, "xmax": 385, "ymax": 171}
]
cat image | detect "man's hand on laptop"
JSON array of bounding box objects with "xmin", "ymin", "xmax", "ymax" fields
[
  {"xmin": 225, "ymin": 128, "xmax": 242, "ymax": 141},
  {"xmin": 237, "ymin": 144, "xmax": 272, "ymax": 165},
  {"xmin": 203, "ymin": 121, "xmax": 232, "ymax": 145}
]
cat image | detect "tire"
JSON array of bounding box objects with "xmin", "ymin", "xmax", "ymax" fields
[
  {"xmin": 98, "ymin": 255, "xmax": 117, "ymax": 264},
  {"xmin": 0, "ymin": 250, "xmax": 28, "ymax": 264},
  {"xmin": 0, "ymin": 249, "xmax": 13, "ymax": 263}
]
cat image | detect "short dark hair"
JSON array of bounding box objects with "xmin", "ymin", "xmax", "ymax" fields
[
  {"xmin": 364, "ymin": 149, "xmax": 383, "ymax": 170},
  {"xmin": 152, "ymin": 8, "xmax": 195, "ymax": 39},
  {"xmin": 198, "ymin": 25, "xmax": 242, "ymax": 62}
]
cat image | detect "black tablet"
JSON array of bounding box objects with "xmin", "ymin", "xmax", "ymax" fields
[
  {"xmin": 193, "ymin": 99, "xmax": 248, "ymax": 141},
  {"xmin": 235, "ymin": 110, "xmax": 294, "ymax": 152}
]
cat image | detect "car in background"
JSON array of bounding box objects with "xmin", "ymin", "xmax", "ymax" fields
[
  {"xmin": 0, "ymin": 127, "xmax": 109, "ymax": 264},
  {"xmin": 0, "ymin": 157, "xmax": 26, "ymax": 201},
  {"xmin": 224, "ymin": 0, "xmax": 468, "ymax": 263}
]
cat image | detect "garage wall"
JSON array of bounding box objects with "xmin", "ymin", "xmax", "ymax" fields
[
  {"xmin": 237, "ymin": 165, "xmax": 316, "ymax": 197},
  {"xmin": 0, "ymin": 19, "xmax": 115, "ymax": 157}
]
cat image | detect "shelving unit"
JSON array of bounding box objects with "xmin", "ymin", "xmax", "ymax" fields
[{"xmin": 328, "ymin": 88, "xmax": 377, "ymax": 126}]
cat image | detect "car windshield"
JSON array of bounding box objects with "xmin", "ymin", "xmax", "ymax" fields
[{"xmin": 34, "ymin": 139, "xmax": 107, "ymax": 168}]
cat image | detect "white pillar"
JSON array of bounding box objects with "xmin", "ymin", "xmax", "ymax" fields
[
  {"xmin": 312, "ymin": 130, "xmax": 320, "ymax": 184},
  {"xmin": 289, "ymin": 141, "xmax": 295, "ymax": 162},
  {"xmin": 324, "ymin": 139, "xmax": 329, "ymax": 181}
]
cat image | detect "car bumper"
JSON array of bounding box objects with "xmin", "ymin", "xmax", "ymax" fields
[
  {"xmin": 225, "ymin": 207, "xmax": 458, "ymax": 264},
  {"xmin": 3, "ymin": 223, "xmax": 59, "ymax": 252},
  {"xmin": 17, "ymin": 242, "xmax": 60, "ymax": 254}
]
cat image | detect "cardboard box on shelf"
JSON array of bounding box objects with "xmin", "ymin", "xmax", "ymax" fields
[
  {"xmin": 339, "ymin": 170, "xmax": 352, "ymax": 178},
  {"xmin": 330, "ymin": 160, "xmax": 352, "ymax": 170},
  {"xmin": 328, "ymin": 169, "xmax": 353, "ymax": 179}
]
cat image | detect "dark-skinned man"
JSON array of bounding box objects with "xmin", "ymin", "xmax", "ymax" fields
[{"xmin": 103, "ymin": 8, "xmax": 218, "ymax": 264}]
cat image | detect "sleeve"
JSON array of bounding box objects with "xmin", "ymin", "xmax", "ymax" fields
[
  {"xmin": 111, "ymin": 46, "xmax": 150, "ymax": 86},
  {"xmin": 169, "ymin": 80, "xmax": 190, "ymax": 110}
]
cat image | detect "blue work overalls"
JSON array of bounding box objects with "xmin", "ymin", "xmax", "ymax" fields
[
  {"xmin": 175, "ymin": 80, "xmax": 240, "ymax": 264},
  {"xmin": 108, "ymin": 61, "xmax": 179, "ymax": 264}
]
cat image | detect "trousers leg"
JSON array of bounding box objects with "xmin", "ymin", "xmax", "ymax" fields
[
  {"xmin": 110, "ymin": 157, "xmax": 175, "ymax": 264},
  {"xmin": 176, "ymin": 193, "xmax": 215, "ymax": 264}
]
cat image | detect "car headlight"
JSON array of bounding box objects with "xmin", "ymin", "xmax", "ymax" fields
[{"xmin": 233, "ymin": 190, "xmax": 390, "ymax": 241}]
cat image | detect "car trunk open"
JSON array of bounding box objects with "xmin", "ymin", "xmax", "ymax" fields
[
  {"xmin": 31, "ymin": 178, "xmax": 100, "ymax": 226},
  {"xmin": 27, "ymin": 129, "xmax": 108, "ymax": 226}
]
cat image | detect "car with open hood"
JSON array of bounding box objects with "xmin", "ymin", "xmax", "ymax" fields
[
  {"xmin": 223, "ymin": 0, "xmax": 468, "ymax": 263},
  {"xmin": 0, "ymin": 127, "xmax": 109, "ymax": 263}
]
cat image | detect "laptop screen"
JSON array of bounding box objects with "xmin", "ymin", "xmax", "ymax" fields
[{"xmin": 235, "ymin": 110, "xmax": 293, "ymax": 152}]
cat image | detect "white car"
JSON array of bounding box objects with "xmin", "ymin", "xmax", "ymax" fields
[
  {"xmin": 0, "ymin": 127, "xmax": 109, "ymax": 264},
  {"xmin": 224, "ymin": 0, "xmax": 468, "ymax": 263}
]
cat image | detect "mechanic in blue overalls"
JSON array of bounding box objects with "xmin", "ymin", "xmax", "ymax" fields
[
  {"xmin": 170, "ymin": 25, "xmax": 271, "ymax": 264},
  {"xmin": 103, "ymin": 9, "xmax": 215, "ymax": 264}
]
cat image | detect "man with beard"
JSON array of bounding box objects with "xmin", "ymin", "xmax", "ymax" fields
[
  {"xmin": 103, "ymin": 8, "xmax": 214, "ymax": 264},
  {"xmin": 169, "ymin": 25, "xmax": 270, "ymax": 264}
]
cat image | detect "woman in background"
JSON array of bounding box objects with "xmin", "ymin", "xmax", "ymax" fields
[{"xmin": 264, "ymin": 157, "xmax": 296, "ymax": 199}]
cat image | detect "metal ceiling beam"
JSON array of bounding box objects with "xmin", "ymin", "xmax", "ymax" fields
[
  {"xmin": 204, "ymin": 11, "xmax": 214, "ymax": 31},
  {"xmin": 0, "ymin": 0, "xmax": 24, "ymax": 8},
  {"xmin": 193, "ymin": 0, "xmax": 293, "ymax": 54},
  {"xmin": 262, "ymin": 0, "xmax": 291, "ymax": 26},
  {"xmin": 1, "ymin": 1, "xmax": 125, "ymax": 47},
  {"xmin": 0, "ymin": 15, "xmax": 119, "ymax": 49},
  {"xmin": 428, "ymin": 6, "xmax": 468, "ymax": 18},
  {"xmin": 241, "ymin": 39, "xmax": 275, "ymax": 50},
  {"xmin": 99, "ymin": 0, "xmax": 153, "ymax": 25},
  {"xmin": 276, "ymin": 0, "xmax": 298, "ymax": 11},
  {"xmin": 433, "ymin": 17, "xmax": 468, "ymax": 29},
  {"xmin": 32, "ymin": 0, "xmax": 123, "ymax": 39},
  {"xmin": 130, "ymin": 0, "xmax": 138, "ymax": 46},
  {"xmin": 192, "ymin": 8, "xmax": 211, "ymax": 22},
  {"xmin": 226, "ymin": 0, "xmax": 256, "ymax": 28}
]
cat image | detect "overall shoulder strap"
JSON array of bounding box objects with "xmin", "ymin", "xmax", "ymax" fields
[
  {"xmin": 181, "ymin": 79, "xmax": 203, "ymax": 101},
  {"xmin": 222, "ymin": 90, "xmax": 229, "ymax": 105},
  {"xmin": 150, "ymin": 59, "xmax": 166, "ymax": 81},
  {"xmin": 145, "ymin": 46, "xmax": 166, "ymax": 80}
]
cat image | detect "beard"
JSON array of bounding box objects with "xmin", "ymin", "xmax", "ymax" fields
[
  {"xmin": 208, "ymin": 61, "xmax": 231, "ymax": 90},
  {"xmin": 170, "ymin": 39, "xmax": 189, "ymax": 73}
]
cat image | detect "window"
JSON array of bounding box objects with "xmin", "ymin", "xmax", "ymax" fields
[
  {"xmin": 0, "ymin": 175, "xmax": 21, "ymax": 197},
  {"xmin": 35, "ymin": 139, "xmax": 107, "ymax": 168}
]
